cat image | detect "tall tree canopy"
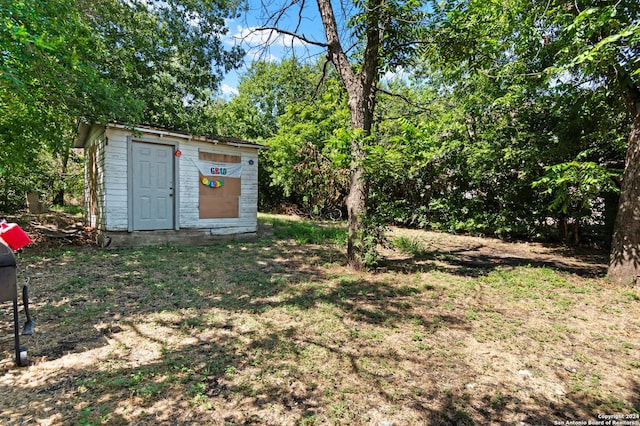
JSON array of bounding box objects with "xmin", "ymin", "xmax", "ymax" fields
[
  {"xmin": 252, "ymin": 0, "xmax": 429, "ymax": 268},
  {"xmin": 78, "ymin": 0, "xmax": 245, "ymax": 131},
  {"xmin": 0, "ymin": 0, "xmax": 243, "ymax": 210},
  {"xmin": 427, "ymin": 0, "xmax": 639, "ymax": 284},
  {"xmin": 552, "ymin": 1, "xmax": 640, "ymax": 284},
  {"xmin": 247, "ymin": 0, "xmax": 637, "ymax": 279}
]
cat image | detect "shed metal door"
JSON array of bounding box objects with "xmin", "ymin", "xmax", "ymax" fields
[{"xmin": 132, "ymin": 142, "xmax": 174, "ymax": 230}]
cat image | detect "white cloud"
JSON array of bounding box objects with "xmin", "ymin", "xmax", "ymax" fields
[
  {"xmin": 382, "ymin": 70, "xmax": 397, "ymax": 81},
  {"xmin": 382, "ymin": 66, "xmax": 408, "ymax": 82},
  {"xmin": 220, "ymin": 84, "xmax": 239, "ymax": 97},
  {"xmin": 248, "ymin": 50, "xmax": 279, "ymax": 63},
  {"xmin": 218, "ymin": 21, "xmax": 325, "ymax": 97}
]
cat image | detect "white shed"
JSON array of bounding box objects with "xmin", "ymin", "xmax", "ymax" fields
[{"xmin": 74, "ymin": 123, "xmax": 265, "ymax": 248}]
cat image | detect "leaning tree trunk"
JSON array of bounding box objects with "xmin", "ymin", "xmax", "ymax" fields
[{"xmin": 608, "ymin": 105, "xmax": 640, "ymax": 285}]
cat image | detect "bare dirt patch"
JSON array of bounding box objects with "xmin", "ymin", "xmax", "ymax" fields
[
  {"xmin": 1, "ymin": 214, "xmax": 638, "ymax": 425},
  {"xmin": 1, "ymin": 212, "xmax": 97, "ymax": 253}
]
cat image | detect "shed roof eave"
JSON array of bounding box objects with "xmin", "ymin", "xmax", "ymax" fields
[
  {"xmin": 74, "ymin": 122, "xmax": 267, "ymax": 150},
  {"xmin": 73, "ymin": 123, "xmax": 105, "ymax": 148}
]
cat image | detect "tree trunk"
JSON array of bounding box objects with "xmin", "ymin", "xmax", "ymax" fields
[
  {"xmin": 345, "ymin": 93, "xmax": 374, "ymax": 270},
  {"xmin": 345, "ymin": 139, "xmax": 368, "ymax": 269},
  {"xmin": 608, "ymin": 108, "xmax": 640, "ymax": 285},
  {"xmin": 602, "ymin": 190, "xmax": 620, "ymax": 249},
  {"xmin": 53, "ymin": 147, "xmax": 71, "ymax": 206},
  {"xmin": 316, "ymin": 0, "xmax": 380, "ymax": 269},
  {"xmin": 558, "ymin": 215, "xmax": 568, "ymax": 242}
]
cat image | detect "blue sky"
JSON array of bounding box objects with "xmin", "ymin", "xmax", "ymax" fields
[
  {"xmin": 219, "ymin": 1, "xmax": 328, "ymax": 96},
  {"xmin": 217, "ymin": 0, "xmax": 406, "ymax": 97}
]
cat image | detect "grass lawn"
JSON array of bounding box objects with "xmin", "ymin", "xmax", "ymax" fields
[{"xmin": 1, "ymin": 214, "xmax": 639, "ymax": 425}]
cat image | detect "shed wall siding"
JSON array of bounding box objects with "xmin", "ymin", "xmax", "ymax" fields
[
  {"xmin": 103, "ymin": 128, "xmax": 131, "ymax": 231},
  {"xmin": 82, "ymin": 126, "xmax": 107, "ymax": 230}
]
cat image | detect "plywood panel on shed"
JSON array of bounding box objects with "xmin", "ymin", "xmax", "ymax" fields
[
  {"xmin": 198, "ymin": 151, "xmax": 242, "ymax": 219},
  {"xmin": 199, "ymin": 151, "xmax": 242, "ymax": 164}
]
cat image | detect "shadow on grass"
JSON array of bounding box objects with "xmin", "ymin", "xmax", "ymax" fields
[
  {"xmin": 0, "ymin": 333, "xmax": 248, "ymax": 424},
  {"xmin": 380, "ymin": 243, "xmax": 608, "ymax": 278},
  {"xmin": 3, "ymin": 329, "xmax": 638, "ymax": 424},
  {"xmin": 1, "ymin": 229, "xmax": 635, "ymax": 425}
]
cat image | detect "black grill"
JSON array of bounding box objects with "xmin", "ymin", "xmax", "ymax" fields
[{"xmin": 1, "ymin": 242, "xmax": 33, "ymax": 366}]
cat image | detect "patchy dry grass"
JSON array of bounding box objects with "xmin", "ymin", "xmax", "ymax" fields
[{"xmin": 1, "ymin": 214, "xmax": 639, "ymax": 425}]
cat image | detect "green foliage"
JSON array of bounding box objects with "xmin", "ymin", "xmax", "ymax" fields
[
  {"xmin": 79, "ymin": 0, "xmax": 245, "ymax": 131},
  {"xmin": 347, "ymin": 0, "xmax": 428, "ymax": 71},
  {"xmin": 252, "ymin": 46, "xmax": 627, "ymax": 243},
  {"xmin": 0, "ymin": 0, "xmax": 243, "ymax": 212},
  {"xmin": 212, "ymin": 58, "xmax": 329, "ymax": 141},
  {"xmin": 257, "ymin": 62, "xmax": 351, "ymax": 211},
  {"xmin": 356, "ymin": 0, "xmax": 631, "ymax": 243},
  {"xmin": 559, "ymin": 3, "xmax": 640, "ymax": 83},
  {"xmin": 268, "ymin": 217, "xmax": 347, "ymax": 245},
  {"xmin": 391, "ymin": 236, "xmax": 427, "ymax": 256},
  {"xmin": 533, "ymin": 161, "xmax": 621, "ymax": 216},
  {"xmin": 219, "ymin": 0, "xmax": 634, "ymax": 250},
  {"xmin": 1, "ymin": 0, "xmax": 103, "ymax": 175},
  {"xmin": 369, "ymin": 75, "xmax": 548, "ymax": 237},
  {"xmin": 0, "ymin": 148, "xmax": 83, "ymax": 211},
  {"xmin": 341, "ymin": 212, "xmax": 389, "ymax": 269}
]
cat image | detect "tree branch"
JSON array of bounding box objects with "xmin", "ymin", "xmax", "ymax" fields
[
  {"xmin": 376, "ymin": 87, "xmax": 432, "ymax": 113},
  {"xmin": 478, "ymin": 69, "xmax": 544, "ymax": 79},
  {"xmin": 256, "ymin": 26, "xmax": 329, "ymax": 48},
  {"xmin": 314, "ymin": 58, "xmax": 332, "ymax": 100}
]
